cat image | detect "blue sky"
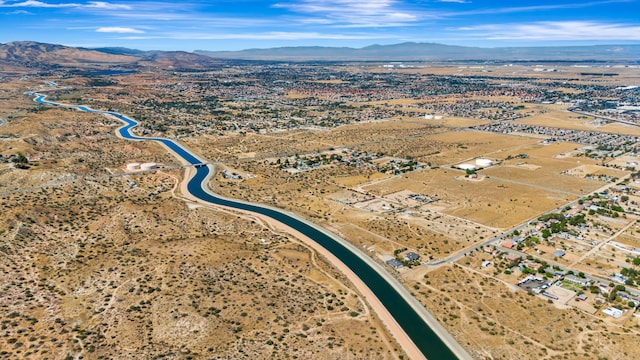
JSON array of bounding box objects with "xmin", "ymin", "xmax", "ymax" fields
[{"xmin": 1, "ymin": 0, "xmax": 639, "ymax": 51}]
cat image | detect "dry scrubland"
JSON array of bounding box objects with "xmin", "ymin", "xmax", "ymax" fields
[
  {"xmin": 203, "ymin": 99, "xmax": 640, "ymax": 358},
  {"xmin": 4, "ymin": 63, "xmax": 640, "ymax": 359},
  {"xmin": 208, "ymin": 154, "xmax": 484, "ymax": 259},
  {"xmin": 408, "ymin": 260, "xmax": 640, "ymax": 360},
  {"xmin": 0, "ymin": 175, "xmax": 401, "ymax": 359},
  {"xmin": 482, "ymin": 142, "xmax": 607, "ymax": 195},
  {"xmin": 184, "ymin": 120, "xmax": 447, "ymax": 162},
  {"xmin": 208, "ymin": 124, "xmax": 614, "ymax": 255},
  {"xmin": 417, "ymin": 130, "xmax": 541, "ymax": 166},
  {"xmin": 0, "ymin": 93, "xmax": 402, "ymax": 359},
  {"xmin": 360, "ymin": 168, "xmax": 572, "ymax": 229}
]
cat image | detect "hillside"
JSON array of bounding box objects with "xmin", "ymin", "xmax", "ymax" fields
[
  {"xmin": 3, "ymin": 41, "xmax": 639, "ymax": 69},
  {"xmin": 137, "ymin": 51, "xmax": 224, "ymax": 70},
  {"xmin": 0, "ymin": 41, "xmax": 138, "ymax": 69},
  {"xmin": 0, "ymin": 41, "xmax": 222, "ymax": 71}
]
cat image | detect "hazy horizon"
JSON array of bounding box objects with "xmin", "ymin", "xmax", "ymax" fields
[{"xmin": 1, "ymin": 0, "xmax": 639, "ymax": 52}]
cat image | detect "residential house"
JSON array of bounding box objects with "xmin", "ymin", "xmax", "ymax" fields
[
  {"xmin": 603, "ymin": 307, "xmax": 623, "ymax": 318},
  {"xmin": 564, "ymin": 275, "xmax": 590, "ymax": 287},
  {"xmin": 404, "ymin": 252, "xmax": 420, "ymax": 262}
]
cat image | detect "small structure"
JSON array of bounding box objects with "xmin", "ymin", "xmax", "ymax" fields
[
  {"xmin": 524, "ymin": 261, "xmax": 543, "ymax": 271},
  {"xmin": 565, "ymin": 205, "xmax": 584, "ymax": 217},
  {"xmin": 553, "ymin": 249, "xmax": 566, "ymax": 257},
  {"xmin": 565, "ymin": 275, "xmax": 590, "ymax": 287},
  {"xmin": 505, "ymin": 254, "xmax": 522, "ymax": 262},
  {"xmin": 458, "ymin": 163, "xmax": 476, "ymax": 171},
  {"xmin": 612, "ymin": 273, "xmax": 628, "ymax": 284},
  {"xmin": 404, "ymin": 252, "xmax": 420, "ymax": 262},
  {"xmin": 126, "ymin": 162, "xmax": 141, "ymax": 171},
  {"xmin": 603, "ymin": 307, "xmax": 623, "ymax": 318},
  {"xmin": 140, "ymin": 162, "xmax": 158, "ymax": 171},
  {"xmin": 618, "ymin": 292, "xmax": 640, "ymax": 307},
  {"xmin": 501, "ymin": 240, "xmax": 514, "ymax": 249},
  {"xmin": 475, "ymin": 158, "xmax": 492, "ymax": 167},
  {"xmin": 517, "ymin": 275, "xmax": 545, "ymax": 291},
  {"xmin": 386, "ymin": 259, "xmax": 404, "ymax": 269},
  {"xmin": 599, "ymin": 284, "xmax": 613, "ymax": 295}
]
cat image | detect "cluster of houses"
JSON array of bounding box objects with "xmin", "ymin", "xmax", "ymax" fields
[
  {"xmin": 513, "ymin": 259, "xmax": 640, "ymax": 319},
  {"xmin": 220, "ymin": 169, "xmax": 257, "ymax": 180},
  {"xmin": 378, "ymin": 159, "xmax": 427, "ymax": 175},
  {"xmin": 473, "ymin": 121, "xmax": 640, "ymax": 152},
  {"xmin": 386, "ymin": 251, "xmax": 421, "ymax": 270},
  {"xmin": 276, "ymin": 148, "xmax": 379, "ymax": 173}
]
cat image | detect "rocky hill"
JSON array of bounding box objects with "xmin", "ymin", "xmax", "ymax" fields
[
  {"xmin": 0, "ymin": 41, "xmax": 222, "ymax": 70},
  {"xmin": 0, "ymin": 41, "xmax": 138, "ymax": 69}
]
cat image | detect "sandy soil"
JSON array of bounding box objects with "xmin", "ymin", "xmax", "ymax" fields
[{"xmin": 179, "ymin": 166, "xmax": 473, "ymax": 360}]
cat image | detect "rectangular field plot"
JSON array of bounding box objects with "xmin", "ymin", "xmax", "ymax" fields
[{"xmin": 361, "ymin": 168, "xmax": 576, "ymax": 228}]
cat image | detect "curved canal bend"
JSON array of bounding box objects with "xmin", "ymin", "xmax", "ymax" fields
[{"xmin": 30, "ymin": 92, "xmax": 469, "ymax": 360}]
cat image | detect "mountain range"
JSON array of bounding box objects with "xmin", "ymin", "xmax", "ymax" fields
[
  {"xmin": 0, "ymin": 41, "xmax": 223, "ymax": 71},
  {"xmin": 1, "ymin": 41, "xmax": 639, "ymax": 71},
  {"xmin": 195, "ymin": 42, "xmax": 640, "ymax": 62}
]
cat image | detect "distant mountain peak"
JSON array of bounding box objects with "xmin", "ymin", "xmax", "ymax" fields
[
  {"xmin": 2, "ymin": 41, "xmax": 639, "ymax": 70},
  {"xmin": 195, "ymin": 42, "xmax": 640, "ymax": 62},
  {"xmin": 0, "ymin": 41, "xmax": 222, "ymax": 70}
]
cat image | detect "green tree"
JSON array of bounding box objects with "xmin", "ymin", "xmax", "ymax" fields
[{"xmin": 12, "ymin": 152, "xmax": 28, "ymax": 164}]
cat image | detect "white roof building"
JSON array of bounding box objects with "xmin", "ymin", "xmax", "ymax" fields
[{"xmin": 603, "ymin": 307, "xmax": 623, "ymax": 318}]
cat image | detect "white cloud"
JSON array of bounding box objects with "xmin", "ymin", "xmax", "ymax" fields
[
  {"xmin": 458, "ymin": 21, "xmax": 640, "ymax": 41},
  {"xmin": 438, "ymin": 0, "xmax": 469, "ymax": 3},
  {"xmin": 117, "ymin": 31, "xmax": 395, "ymax": 41},
  {"xmin": 273, "ymin": 0, "xmax": 424, "ymax": 27},
  {"xmin": 0, "ymin": 0, "xmax": 76, "ymax": 7},
  {"xmin": 0, "ymin": 0, "xmax": 131, "ymax": 10},
  {"xmin": 85, "ymin": 1, "xmax": 131, "ymax": 10},
  {"xmin": 96, "ymin": 26, "xmax": 143, "ymax": 33},
  {"xmin": 445, "ymin": 0, "xmax": 628, "ymax": 16},
  {"xmin": 5, "ymin": 9, "xmax": 33, "ymax": 14}
]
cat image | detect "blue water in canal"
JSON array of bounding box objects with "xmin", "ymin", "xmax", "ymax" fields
[{"xmin": 33, "ymin": 93, "xmax": 459, "ymax": 360}]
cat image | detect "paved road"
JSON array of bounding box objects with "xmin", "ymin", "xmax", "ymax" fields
[
  {"xmin": 569, "ymin": 108, "xmax": 640, "ymax": 128},
  {"xmin": 432, "ymin": 174, "xmax": 630, "ymax": 266},
  {"xmin": 569, "ymin": 220, "xmax": 637, "ymax": 267}
]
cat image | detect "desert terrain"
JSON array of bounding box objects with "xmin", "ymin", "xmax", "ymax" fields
[{"xmin": 2, "ymin": 57, "xmax": 640, "ymax": 359}]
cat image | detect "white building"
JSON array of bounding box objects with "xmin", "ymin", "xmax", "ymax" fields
[
  {"xmin": 126, "ymin": 162, "xmax": 140, "ymax": 171},
  {"xmin": 475, "ymin": 158, "xmax": 492, "ymax": 167},
  {"xmin": 140, "ymin": 162, "xmax": 158, "ymax": 171},
  {"xmin": 603, "ymin": 307, "xmax": 623, "ymax": 318},
  {"xmin": 564, "ymin": 275, "xmax": 590, "ymax": 287}
]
